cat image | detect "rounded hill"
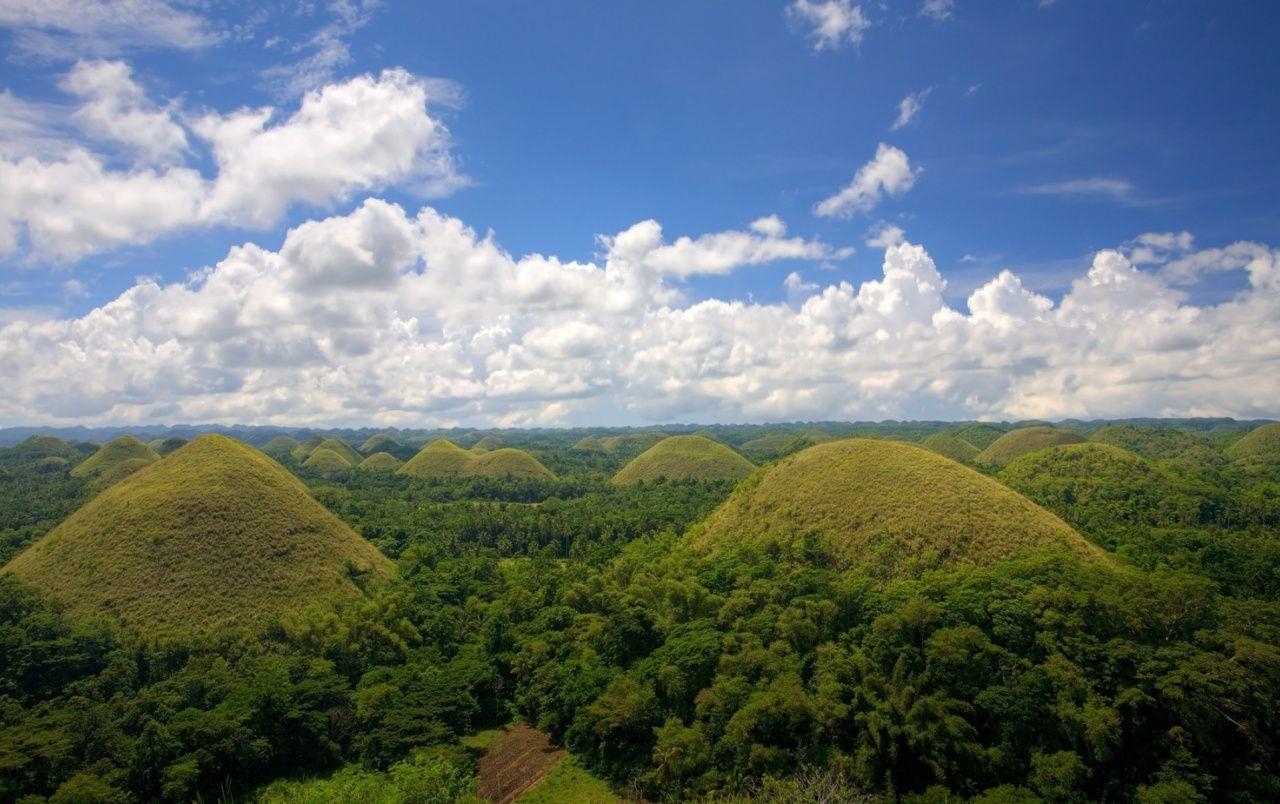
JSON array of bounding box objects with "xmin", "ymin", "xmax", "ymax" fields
[
  {"xmin": 471, "ymin": 435, "xmax": 503, "ymax": 452},
  {"xmin": 3, "ymin": 435, "xmax": 392, "ymax": 638},
  {"xmin": 469, "ymin": 448, "xmax": 555, "ymax": 479},
  {"xmin": 953, "ymin": 423, "xmax": 1007, "ymax": 450},
  {"xmin": 291, "ymin": 436, "xmax": 325, "ymax": 459},
  {"xmin": 977, "ymin": 426, "xmax": 1085, "ymax": 468},
  {"xmin": 921, "ymin": 432, "xmax": 980, "ymax": 463},
  {"xmin": 399, "ymin": 439, "xmax": 477, "ymax": 478},
  {"xmin": 263, "ymin": 435, "xmax": 299, "ymax": 455},
  {"xmin": 360, "ymin": 433, "xmax": 399, "ymax": 454},
  {"xmin": 613, "ymin": 436, "xmax": 755, "ymax": 484},
  {"xmin": 998, "ymin": 443, "xmax": 1224, "ymax": 545},
  {"xmin": 69, "ymin": 435, "xmax": 160, "ymax": 488},
  {"xmin": 303, "ymin": 447, "xmax": 354, "ymax": 472},
  {"xmin": 358, "ymin": 452, "xmax": 403, "ymax": 471},
  {"xmin": 737, "ymin": 433, "xmax": 819, "ymax": 463},
  {"xmin": 688, "ymin": 439, "xmax": 1104, "ymax": 577},
  {"xmin": 1225, "ymin": 423, "xmax": 1280, "ymax": 462},
  {"xmin": 315, "ymin": 438, "xmax": 361, "ymax": 465}
]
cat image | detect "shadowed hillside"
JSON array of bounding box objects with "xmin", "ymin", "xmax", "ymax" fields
[
  {"xmin": 3, "ymin": 434, "xmax": 392, "ymax": 638},
  {"xmin": 359, "ymin": 433, "xmax": 399, "ymax": 454},
  {"xmin": 689, "ymin": 439, "xmax": 1104, "ymax": 576},
  {"xmin": 613, "ymin": 435, "xmax": 755, "ymax": 484},
  {"xmin": 977, "ymin": 426, "xmax": 1085, "ymax": 468},
  {"xmin": 921, "ymin": 432, "xmax": 980, "ymax": 463}
]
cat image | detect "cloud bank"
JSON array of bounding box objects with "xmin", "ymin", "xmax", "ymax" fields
[
  {"xmin": 0, "ymin": 199, "xmax": 1276, "ymax": 426},
  {"xmin": 0, "ymin": 61, "xmax": 461, "ymax": 261}
]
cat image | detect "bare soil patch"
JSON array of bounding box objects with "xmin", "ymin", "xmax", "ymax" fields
[{"xmin": 476, "ymin": 723, "xmax": 567, "ymax": 804}]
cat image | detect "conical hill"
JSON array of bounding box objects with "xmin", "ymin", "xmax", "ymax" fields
[
  {"xmin": 3, "ymin": 435, "xmax": 392, "ymax": 638},
  {"xmin": 976, "ymin": 427, "xmax": 1085, "ymax": 468},
  {"xmin": 69, "ymin": 435, "xmax": 160, "ymax": 488},
  {"xmin": 613, "ymin": 435, "xmax": 755, "ymax": 484}
]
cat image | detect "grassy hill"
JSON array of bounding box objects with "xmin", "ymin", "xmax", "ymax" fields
[
  {"xmin": 998, "ymin": 442, "xmax": 1226, "ymax": 547},
  {"xmin": 315, "ymin": 438, "xmax": 361, "ymax": 465},
  {"xmin": 472, "ymin": 435, "xmax": 503, "ymax": 452},
  {"xmin": 469, "ymin": 448, "xmax": 555, "ymax": 479},
  {"xmin": 953, "ymin": 423, "xmax": 1007, "ymax": 449},
  {"xmin": 977, "ymin": 426, "xmax": 1086, "ymax": 468},
  {"xmin": 737, "ymin": 433, "xmax": 820, "ymax": 463},
  {"xmin": 358, "ymin": 452, "xmax": 403, "ymax": 471},
  {"xmin": 359, "ymin": 433, "xmax": 399, "ymax": 454},
  {"xmin": 291, "ymin": 435, "xmax": 325, "ymax": 459},
  {"xmin": 303, "ymin": 446, "xmax": 354, "ymax": 472},
  {"xmin": 921, "ymin": 432, "xmax": 980, "ymax": 463},
  {"xmin": 149, "ymin": 437, "xmax": 188, "ymax": 456},
  {"xmin": 3, "ymin": 434, "xmax": 392, "ymax": 638},
  {"xmin": 613, "ymin": 435, "xmax": 755, "ymax": 484},
  {"xmin": 1088, "ymin": 424, "xmax": 1214, "ymax": 461},
  {"xmin": 263, "ymin": 435, "xmax": 299, "ymax": 455},
  {"xmin": 0, "ymin": 435, "xmax": 83, "ymax": 468},
  {"xmin": 399, "ymin": 439, "xmax": 478, "ymax": 478},
  {"xmin": 69, "ymin": 435, "xmax": 160, "ymax": 488},
  {"xmin": 688, "ymin": 439, "xmax": 1104, "ymax": 577},
  {"xmin": 1225, "ymin": 422, "xmax": 1280, "ymax": 462}
]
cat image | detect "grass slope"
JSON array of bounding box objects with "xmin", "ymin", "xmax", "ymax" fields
[
  {"xmin": 4, "ymin": 434, "xmax": 392, "ymax": 638},
  {"xmin": 68, "ymin": 435, "xmax": 160, "ymax": 488},
  {"xmin": 291, "ymin": 435, "xmax": 325, "ymax": 459},
  {"xmin": 921, "ymin": 432, "xmax": 980, "ymax": 463},
  {"xmin": 399, "ymin": 439, "xmax": 478, "ymax": 478},
  {"xmin": 469, "ymin": 448, "xmax": 555, "ymax": 479},
  {"xmin": 315, "ymin": 438, "xmax": 361, "ymax": 465},
  {"xmin": 263, "ymin": 435, "xmax": 300, "ymax": 455},
  {"xmin": 1225, "ymin": 422, "xmax": 1280, "ymax": 462},
  {"xmin": 977, "ymin": 426, "xmax": 1085, "ymax": 468},
  {"xmin": 472, "ymin": 435, "xmax": 503, "ymax": 452},
  {"xmin": 150, "ymin": 437, "xmax": 188, "ymax": 456},
  {"xmin": 613, "ymin": 435, "xmax": 755, "ymax": 484},
  {"xmin": 689, "ymin": 439, "xmax": 1104, "ymax": 577},
  {"xmin": 357, "ymin": 451, "xmax": 403, "ymax": 471},
  {"xmin": 303, "ymin": 446, "xmax": 354, "ymax": 472},
  {"xmin": 359, "ymin": 433, "xmax": 399, "ymax": 454},
  {"xmin": 953, "ymin": 423, "xmax": 1007, "ymax": 449}
]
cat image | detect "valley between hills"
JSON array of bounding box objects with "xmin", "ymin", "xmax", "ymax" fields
[{"xmin": 1, "ymin": 420, "xmax": 1277, "ymax": 802}]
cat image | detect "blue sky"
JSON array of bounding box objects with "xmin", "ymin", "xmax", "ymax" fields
[{"xmin": 0, "ymin": 1, "xmax": 1277, "ymax": 426}]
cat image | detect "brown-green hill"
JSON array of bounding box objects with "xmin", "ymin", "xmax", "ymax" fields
[
  {"xmin": 150, "ymin": 437, "xmax": 188, "ymax": 456},
  {"xmin": 469, "ymin": 448, "xmax": 555, "ymax": 479},
  {"xmin": 977, "ymin": 426, "xmax": 1086, "ymax": 468},
  {"xmin": 303, "ymin": 447, "xmax": 354, "ymax": 472},
  {"xmin": 1225, "ymin": 422, "xmax": 1280, "ymax": 462},
  {"xmin": 359, "ymin": 434, "xmax": 399, "ymax": 454},
  {"xmin": 398, "ymin": 439, "xmax": 475, "ymax": 478},
  {"xmin": 315, "ymin": 438, "xmax": 361, "ymax": 465},
  {"xmin": 357, "ymin": 452, "xmax": 403, "ymax": 471},
  {"xmin": 613, "ymin": 436, "xmax": 755, "ymax": 484},
  {"xmin": 737, "ymin": 433, "xmax": 818, "ymax": 463},
  {"xmin": 1088, "ymin": 424, "xmax": 1213, "ymax": 461},
  {"xmin": 471, "ymin": 435, "xmax": 503, "ymax": 452},
  {"xmin": 572, "ymin": 435, "xmax": 605, "ymax": 452},
  {"xmin": 953, "ymin": 423, "xmax": 1007, "ymax": 450},
  {"xmin": 921, "ymin": 432, "xmax": 980, "ymax": 463},
  {"xmin": 291, "ymin": 436, "xmax": 325, "ymax": 459},
  {"xmin": 0, "ymin": 435, "xmax": 81, "ymax": 468},
  {"xmin": 688, "ymin": 439, "xmax": 1105, "ymax": 577},
  {"xmin": 69, "ymin": 435, "xmax": 160, "ymax": 488},
  {"xmin": 263, "ymin": 435, "xmax": 299, "ymax": 455},
  {"xmin": 601, "ymin": 433, "xmax": 669, "ymax": 457},
  {"xmin": 3, "ymin": 435, "xmax": 392, "ymax": 638}
]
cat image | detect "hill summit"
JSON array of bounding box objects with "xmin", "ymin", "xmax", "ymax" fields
[
  {"xmin": 69, "ymin": 435, "xmax": 160, "ymax": 488},
  {"xmin": 613, "ymin": 435, "xmax": 755, "ymax": 484},
  {"xmin": 689, "ymin": 439, "xmax": 1104, "ymax": 577},
  {"xmin": 4, "ymin": 435, "xmax": 392, "ymax": 638},
  {"xmin": 976, "ymin": 426, "xmax": 1085, "ymax": 468}
]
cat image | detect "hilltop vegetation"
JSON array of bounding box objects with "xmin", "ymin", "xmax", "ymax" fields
[
  {"xmin": 691, "ymin": 439, "xmax": 1102, "ymax": 576},
  {"xmin": 0, "ymin": 419, "xmax": 1277, "ymax": 803},
  {"xmin": 921, "ymin": 431, "xmax": 980, "ymax": 463},
  {"xmin": 4, "ymin": 435, "xmax": 391, "ymax": 637},
  {"xmin": 68, "ymin": 434, "xmax": 160, "ymax": 488},
  {"xmin": 977, "ymin": 426, "xmax": 1085, "ymax": 467},
  {"xmin": 400, "ymin": 439, "xmax": 555, "ymax": 480},
  {"xmin": 613, "ymin": 435, "xmax": 755, "ymax": 484}
]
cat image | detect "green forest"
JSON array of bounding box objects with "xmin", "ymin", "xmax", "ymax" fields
[{"xmin": 0, "ymin": 420, "xmax": 1277, "ymax": 803}]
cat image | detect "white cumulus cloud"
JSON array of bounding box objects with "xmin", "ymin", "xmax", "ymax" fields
[
  {"xmin": 0, "ymin": 64, "xmax": 462, "ymax": 262},
  {"xmin": 815, "ymin": 143, "xmax": 920, "ymax": 218},
  {"xmin": 0, "ymin": 202, "xmax": 1277, "ymax": 426},
  {"xmin": 786, "ymin": 0, "xmax": 870, "ymax": 51}
]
